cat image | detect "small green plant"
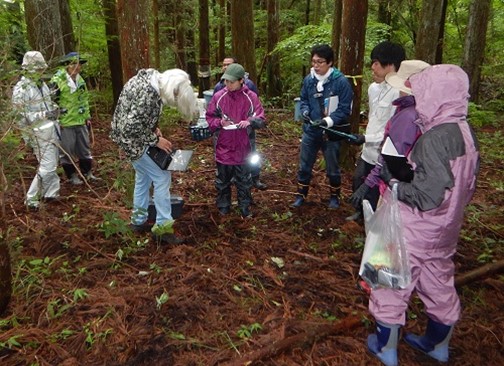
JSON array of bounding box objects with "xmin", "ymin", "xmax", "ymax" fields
[
  {"xmin": 48, "ymin": 329, "xmax": 75, "ymax": 343},
  {"xmin": 98, "ymin": 211, "xmax": 131, "ymax": 239},
  {"xmin": 312, "ymin": 309, "xmax": 337, "ymax": 322},
  {"xmin": 113, "ymin": 238, "xmax": 149, "ymax": 265},
  {"xmin": 62, "ymin": 204, "xmax": 80, "ymax": 223},
  {"xmin": 156, "ymin": 292, "xmax": 169, "ymax": 310},
  {"xmin": 150, "ymin": 263, "xmax": 162, "ymax": 274},
  {"xmin": 167, "ymin": 331, "xmax": 186, "ymax": 340},
  {"xmin": 72, "ymin": 288, "xmax": 89, "ymax": 302},
  {"xmin": 46, "ymin": 298, "xmax": 72, "ymax": 320},
  {"xmin": 83, "ymin": 325, "xmax": 111, "ymax": 349},
  {"xmin": 0, "ymin": 335, "xmax": 22, "ymax": 349},
  {"xmin": 237, "ymin": 323, "xmax": 263, "ymax": 339},
  {"xmin": 272, "ymin": 211, "xmax": 293, "ymax": 222}
]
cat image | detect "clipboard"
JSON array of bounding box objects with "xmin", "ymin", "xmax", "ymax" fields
[
  {"xmin": 146, "ymin": 147, "xmax": 193, "ymax": 171},
  {"xmin": 167, "ymin": 149, "xmax": 193, "ymax": 171}
]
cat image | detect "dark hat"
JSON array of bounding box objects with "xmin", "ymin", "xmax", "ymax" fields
[
  {"xmin": 60, "ymin": 52, "xmax": 88, "ymax": 65},
  {"xmin": 221, "ymin": 63, "xmax": 245, "ymax": 82}
]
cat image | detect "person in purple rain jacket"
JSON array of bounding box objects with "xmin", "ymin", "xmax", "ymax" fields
[
  {"xmin": 206, "ymin": 63, "xmax": 266, "ymax": 219},
  {"xmin": 366, "ymin": 64, "xmax": 480, "ymax": 366}
]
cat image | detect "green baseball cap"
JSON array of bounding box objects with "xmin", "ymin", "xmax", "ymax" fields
[{"xmin": 221, "ymin": 63, "xmax": 245, "ymax": 82}]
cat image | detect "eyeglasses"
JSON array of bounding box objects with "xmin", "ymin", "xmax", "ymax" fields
[{"xmin": 311, "ymin": 59, "xmax": 327, "ymax": 65}]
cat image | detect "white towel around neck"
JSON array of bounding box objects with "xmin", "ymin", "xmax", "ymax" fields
[{"xmin": 310, "ymin": 67, "xmax": 333, "ymax": 92}]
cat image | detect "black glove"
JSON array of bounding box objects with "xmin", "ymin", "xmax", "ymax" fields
[
  {"xmin": 44, "ymin": 109, "xmax": 59, "ymax": 120},
  {"xmin": 302, "ymin": 110, "xmax": 310, "ymax": 122},
  {"xmin": 380, "ymin": 161, "xmax": 393, "ymax": 184},
  {"xmin": 349, "ymin": 183, "xmax": 370, "ymax": 209},
  {"xmin": 249, "ymin": 117, "xmax": 265, "ymax": 129},
  {"xmin": 348, "ymin": 134, "xmax": 365, "ymax": 145},
  {"xmin": 311, "ymin": 119, "xmax": 328, "ymax": 127}
]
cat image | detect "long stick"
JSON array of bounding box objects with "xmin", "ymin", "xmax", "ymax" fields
[
  {"xmin": 309, "ymin": 119, "xmax": 357, "ymax": 141},
  {"xmin": 224, "ymin": 315, "xmax": 362, "ymax": 366},
  {"xmin": 455, "ymin": 259, "xmax": 504, "ymax": 287}
]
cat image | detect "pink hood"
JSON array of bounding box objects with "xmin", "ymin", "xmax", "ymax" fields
[{"xmin": 410, "ymin": 64, "xmax": 470, "ymax": 133}]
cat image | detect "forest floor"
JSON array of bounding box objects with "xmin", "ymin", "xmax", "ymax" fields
[{"xmin": 0, "ymin": 110, "xmax": 503, "ymax": 366}]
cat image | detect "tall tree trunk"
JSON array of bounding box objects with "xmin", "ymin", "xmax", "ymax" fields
[
  {"xmin": 313, "ymin": 0, "xmax": 321, "ymax": 24},
  {"xmin": 4, "ymin": 0, "xmax": 25, "ymax": 64},
  {"xmin": 340, "ymin": 0, "xmax": 368, "ymax": 167},
  {"xmin": 103, "ymin": 0, "xmax": 123, "ymax": 108},
  {"xmin": 377, "ymin": 0, "xmax": 391, "ymax": 26},
  {"xmin": 462, "ymin": 0, "xmax": 491, "ymax": 103},
  {"xmin": 152, "ymin": 0, "xmax": 160, "ymax": 69},
  {"xmin": 302, "ymin": 0, "xmax": 311, "ymax": 77},
  {"xmin": 415, "ymin": 0, "xmax": 444, "ymax": 64},
  {"xmin": 331, "ymin": 0, "xmax": 342, "ymax": 67},
  {"xmin": 304, "ymin": 0, "xmax": 310, "ymax": 25},
  {"xmin": 230, "ymin": 0, "xmax": 257, "ymax": 83},
  {"xmin": 58, "ymin": 0, "xmax": 75, "ymax": 53},
  {"xmin": 198, "ymin": 0, "xmax": 211, "ymax": 96},
  {"xmin": 435, "ymin": 0, "xmax": 448, "ymax": 64},
  {"xmin": 187, "ymin": 29, "xmax": 198, "ymax": 85},
  {"xmin": 24, "ymin": 0, "xmax": 65, "ymax": 61},
  {"xmin": 266, "ymin": 0, "xmax": 281, "ymax": 98},
  {"xmin": 217, "ymin": 0, "xmax": 226, "ymax": 70},
  {"xmin": 117, "ymin": 0, "xmax": 150, "ymax": 81},
  {"xmin": 0, "ymin": 239, "xmax": 12, "ymax": 316},
  {"xmin": 175, "ymin": 11, "xmax": 186, "ymax": 69}
]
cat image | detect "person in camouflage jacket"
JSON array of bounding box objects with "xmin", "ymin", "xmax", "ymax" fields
[{"xmin": 110, "ymin": 68, "xmax": 197, "ymax": 245}]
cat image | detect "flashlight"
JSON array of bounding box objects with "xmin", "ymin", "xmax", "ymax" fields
[{"xmin": 247, "ymin": 152, "xmax": 261, "ymax": 167}]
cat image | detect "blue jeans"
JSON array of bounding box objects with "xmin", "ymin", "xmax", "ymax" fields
[
  {"xmin": 297, "ymin": 131, "xmax": 342, "ymax": 186},
  {"xmin": 131, "ymin": 149, "xmax": 172, "ymax": 226}
]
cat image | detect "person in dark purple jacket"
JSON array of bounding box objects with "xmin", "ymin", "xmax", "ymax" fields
[
  {"xmin": 213, "ymin": 57, "xmax": 266, "ymax": 190},
  {"xmin": 206, "ymin": 63, "xmax": 266, "ymax": 218}
]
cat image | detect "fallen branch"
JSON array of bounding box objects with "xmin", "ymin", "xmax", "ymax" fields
[
  {"xmin": 455, "ymin": 259, "xmax": 504, "ymax": 287},
  {"xmin": 224, "ymin": 315, "xmax": 362, "ymax": 366}
]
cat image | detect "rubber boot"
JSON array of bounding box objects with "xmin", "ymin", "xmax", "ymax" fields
[
  {"xmin": 62, "ymin": 163, "xmax": 76, "ymax": 180},
  {"xmin": 403, "ymin": 318, "xmax": 454, "ymax": 362},
  {"xmin": 291, "ymin": 182, "xmax": 309, "ymax": 207},
  {"xmin": 79, "ymin": 159, "xmax": 100, "ymax": 181},
  {"xmin": 328, "ymin": 185, "xmax": 340, "ymax": 209},
  {"xmin": 367, "ymin": 321, "xmax": 400, "ymax": 366},
  {"xmin": 69, "ymin": 174, "xmax": 83, "ymax": 185},
  {"xmin": 252, "ymin": 176, "xmax": 268, "ymax": 190}
]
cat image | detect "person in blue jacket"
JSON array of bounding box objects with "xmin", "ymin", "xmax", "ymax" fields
[{"xmin": 292, "ymin": 44, "xmax": 353, "ymax": 208}]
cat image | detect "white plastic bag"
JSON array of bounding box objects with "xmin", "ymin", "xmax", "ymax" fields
[
  {"xmin": 362, "ymin": 199, "xmax": 374, "ymax": 235},
  {"xmin": 359, "ymin": 184, "xmax": 411, "ymax": 290}
]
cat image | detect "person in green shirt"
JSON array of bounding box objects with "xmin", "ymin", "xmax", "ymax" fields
[{"xmin": 50, "ymin": 52, "xmax": 98, "ymax": 185}]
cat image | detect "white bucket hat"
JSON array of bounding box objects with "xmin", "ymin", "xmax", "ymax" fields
[
  {"xmin": 22, "ymin": 51, "xmax": 48, "ymax": 71},
  {"xmin": 385, "ymin": 60, "xmax": 431, "ymax": 94}
]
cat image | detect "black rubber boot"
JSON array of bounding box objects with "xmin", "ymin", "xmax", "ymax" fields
[
  {"xmin": 252, "ymin": 176, "xmax": 268, "ymax": 190},
  {"xmin": 328, "ymin": 185, "xmax": 341, "ymax": 209},
  {"xmin": 62, "ymin": 163, "xmax": 76, "ymax": 180},
  {"xmin": 291, "ymin": 181, "xmax": 309, "ymax": 207}
]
